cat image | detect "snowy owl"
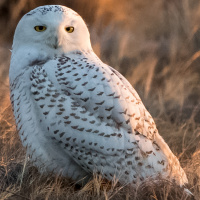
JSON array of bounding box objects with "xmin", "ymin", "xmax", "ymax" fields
[{"xmin": 10, "ymin": 5, "xmax": 188, "ymax": 187}]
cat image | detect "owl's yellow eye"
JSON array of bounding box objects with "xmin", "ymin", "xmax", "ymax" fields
[
  {"xmin": 34, "ymin": 26, "xmax": 47, "ymax": 32},
  {"xmin": 65, "ymin": 26, "xmax": 74, "ymax": 33}
]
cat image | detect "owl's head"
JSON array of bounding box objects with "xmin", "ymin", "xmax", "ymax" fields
[{"xmin": 12, "ymin": 5, "xmax": 92, "ymax": 55}]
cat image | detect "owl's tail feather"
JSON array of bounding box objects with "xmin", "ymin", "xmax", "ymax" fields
[{"xmin": 154, "ymin": 132, "xmax": 188, "ymax": 186}]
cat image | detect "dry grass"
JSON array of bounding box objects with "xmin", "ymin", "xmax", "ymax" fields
[{"xmin": 0, "ymin": 0, "xmax": 200, "ymax": 199}]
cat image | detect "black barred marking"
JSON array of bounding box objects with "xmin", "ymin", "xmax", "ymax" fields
[
  {"xmin": 125, "ymin": 171, "xmax": 130, "ymax": 175},
  {"xmin": 54, "ymin": 130, "xmax": 59, "ymax": 134},
  {"xmin": 105, "ymin": 106, "xmax": 114, "ymax": 111},
  {"xmin": 59, "ymin": 77, "xmax": 67, "ymax": 81},
  {"xmin": 104, "ymin": 134, "xmax": 110, "ymax": 138},
  {"xmin": 107, "ymin": 115, "xmax": 112, "ymax": 119},
  {"xmin": 52, "ymin": 93, "xmax": 60, "ymax": 98},
  {"xmin": 158, "ymin": 160, "xmax": 165, "ymax": 165},
  {"xmin": 56, "ymin": 112, "xmax": 63, "ymax": 115},
  {"xmin": 58, "ymin": 97, "xmax": 66, "ymax": 102},
  {"xmin": 81, "ymin": 118, "xmax": 87, "ymax": 121},
  {"xmin": 135, "ymin": 157, "xmax": 140, "ymax": 161},
  {"xmin": 114, "ymin": 95, "xmax": 120, "ymax": 99},
  {"xmin": 43, "ymin": 111, "xmax": 49, "ymax": 115},
  {"xmin": 47, "ymin": 88, "xmax": 56, "ymax": 92},
  {"xmin": 88, "ymin": 87, "xmax": 96, "ymax": 91},
  {"xmin": 59, "ymin": 132, "xmax": 65, "ymax": 137},
  {"xmin": 81, "ymin": 97, "xmax": 89, "ymax": 102},
  {"xmin": 57, "ymin": 73, "xmax": 64, "ymax": 76},
  {"xmin": 71, "ymin": 126, "xmax": 78, "ymax": 129},
  {"xmin": 127, "ymin": 161, "xmax": 132, "ymax": 165},
  {"xmin": 74, "ymin": 91, "xmax": 83, "ymax": 95},
  {"xmin": 119, "ymin": 109, "xmax": 127, "ymax": 114},
  {"xmin": 65, "ymin": 143, "xmax": 69, "ymax": 147},
  {"xmin": 97, "ymin": 92, "xmax": 104, "ymax": 96},
  {"xmin": 38, "ymin": 78, "xmax": 46, "ymax": 83},
  {"xmin": 89, "ymin": 120, "xmax": 95, "ymax": 124},
  {"xmin": 66, "ymin": 137, "xmax": 71, "ymax": 141},
  {"xmin": 93, "ymin": 107, "xmax": 98, "ymax": 111},
  {"xmin": 95, "ymin": 101, "xmax": 105, "ymax": 105},
  {"xmin": 117, "ymin": 122, "xmax": 123, "ymax": 126},
  {"xmin": 38, "ymin": 86, "xmax": 45, "ymax": 90},
  {"xmin": 107, "ymin": 92, "xmax": 115, "ymax": 96},
  {"xmin": 82, "ymin": 82, "xmax": 88, "ymax": 86},
  {"xmin": 80, "ymin": 110, "xmax": 87, "ymax": 114},
  {"xmin": 35, "ymin": 97, "xmax": 45, "ymax": 101},
  {"xmin": 135, "ymin": 131, "xmax": 140, "ymax": 135},
  {"xmin": 60, "ymin": 82, "xmax": 69, "ymax": 86},
  {"xmin": 93, "ymin": 130, "xmax": 99, "ymax": 133},
  {"xmin": 68, "ymin": 85, "xmax": 77, "ymax": 90},
  {"xmin": 64, "ymin": 121, "xmax": 71, "ymax": 124},
  {"xmin": 32, "ymin": 83, "xmax": 37, "ymax": 87},
  {"xmin": 138, "ymin": 162, "xmax": 143, "ymax": 166},
  {"xmin": 146, "ymin": 165, "xmax": 152, "ymax": 169}
]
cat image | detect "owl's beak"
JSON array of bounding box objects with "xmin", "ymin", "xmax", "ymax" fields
[{"xmin": 53, "ymin": 36, "xmax": 59, "ymax": 49}]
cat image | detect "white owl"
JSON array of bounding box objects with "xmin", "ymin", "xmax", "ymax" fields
[{"xmin": 10, "ymin": 5, "xmax": 188, "ymax": 188}]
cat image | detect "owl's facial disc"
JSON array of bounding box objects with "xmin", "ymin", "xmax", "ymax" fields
[{"xmin": 12, "ymin": 5, "xmax": 92, "ymax": 55}]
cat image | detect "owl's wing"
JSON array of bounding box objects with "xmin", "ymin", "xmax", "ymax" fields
[{"xmin": 29, "ymin": 54, "xmax": 185, "ymax": 182}]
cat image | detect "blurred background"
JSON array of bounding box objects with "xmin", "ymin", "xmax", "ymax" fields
[{"xmin": 0, "ymin": 0, "xmax": 200, "ymax": 197}]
